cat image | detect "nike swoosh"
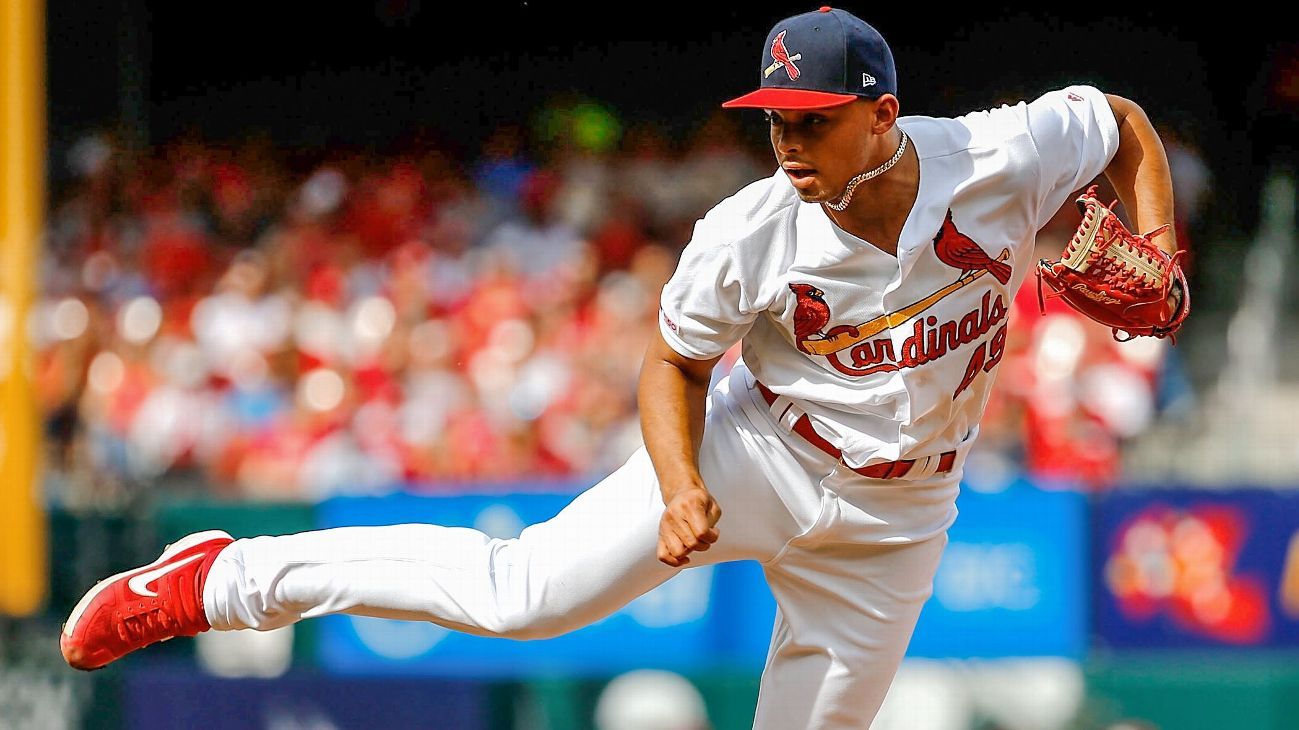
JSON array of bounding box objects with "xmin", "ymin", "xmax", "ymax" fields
[{"xmin": 127, "ymin": 553, "xmax": 204, "ymax": 598}]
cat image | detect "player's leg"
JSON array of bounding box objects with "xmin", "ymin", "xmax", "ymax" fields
[
  {"xmin": 202, "ymin": 447, "xmax": 679, "ymax": 637},
  {"xmin": 751, "ymin": 534, "xmax": 948, "ymax": 730},
  {"xmin": 869, "ymin": 659, "xmax": 973, "ymax": 730},
  {"xmin": 61, "ymin": 372, "xmax": 802, "ymax": 669},
  {"xmin": 201, "ymin": 385, "xmax": 801, "ymax": 636}
]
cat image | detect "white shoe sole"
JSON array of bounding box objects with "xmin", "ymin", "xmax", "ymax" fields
[{"xmin": 62, "ymin": 529, "xmax": 234, "ymax": 637}]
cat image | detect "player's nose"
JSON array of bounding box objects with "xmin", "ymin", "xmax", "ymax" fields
[{"xmin": 772, "ymin": 127, "xmax": 804, "ymax": 155}]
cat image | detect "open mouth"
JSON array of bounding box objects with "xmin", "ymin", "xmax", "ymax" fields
[{"xmin": 785, "ymin": 168, "xmax": 817, "ymax": 183}]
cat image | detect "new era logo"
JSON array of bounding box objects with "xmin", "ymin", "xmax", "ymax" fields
[{"xmin": 862, "ymin": 73, "xmax": 876, "ymax": 87}]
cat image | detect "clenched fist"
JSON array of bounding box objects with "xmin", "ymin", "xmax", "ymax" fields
[{"xmin": 658, "ymin": 486, "xmax": 722, "ymax": 567}]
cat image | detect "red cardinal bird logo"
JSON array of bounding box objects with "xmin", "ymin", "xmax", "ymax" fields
[
  {"xmin": 932, "ymin": 210, "xmax": 1012, "ymax": 285},
  {"xmin": 767, "ymin": 30, "xmax": 802, "ymax": 80},
  {"xmin": 789, "ymin": 283, "xmax": 831, "ymax": 353}
]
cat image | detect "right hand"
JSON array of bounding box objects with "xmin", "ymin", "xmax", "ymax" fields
[{"xmin": 657, "ymin": 486, "xmax": 722, "ymax": 568}]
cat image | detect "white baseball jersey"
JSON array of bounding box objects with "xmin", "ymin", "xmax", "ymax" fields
[{"xmin": 659, "ymin": 84, "xmax": 1119, "ymax": 482}]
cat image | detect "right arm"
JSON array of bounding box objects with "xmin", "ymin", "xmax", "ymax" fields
[{"xmin": 638, "ymin": 329, "xmax": 724, "ymax": 567}]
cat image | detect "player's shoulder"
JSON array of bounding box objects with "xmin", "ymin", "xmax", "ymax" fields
[
  {"xmin": 895, "ymin": 111, "xmax": 1024, "ymax": 165},
  {"xmin": 965, "ymin": 85, "xmax": 1112, "ymax": 132},
  {"xmin": 899, "ymin": 102, "xmax": 1032, "ymax": 156},
  {"xmin": 705, "ymin": 169, "xmax": 799, "ymax": 222},
  {"xmin": 900, "ymin": 85, "xmax": 1110, "ymax": 157},
  {"xmin": 692, "ymin": 169, "xmax": 801, "ymax": 248}
]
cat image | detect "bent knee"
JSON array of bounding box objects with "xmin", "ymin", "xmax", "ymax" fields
[
  {"xmin": 487, "ymin": 607, "xmax": 577, "ymax": 640},
  {"xmin": 488, "ymin": 615, "xmax": 569, "ymax": 640}
]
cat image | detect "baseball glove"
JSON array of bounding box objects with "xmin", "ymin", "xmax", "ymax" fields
[{"xmin": 1036, "ymin": 184, "xmax": 1189, "ymax": 341}]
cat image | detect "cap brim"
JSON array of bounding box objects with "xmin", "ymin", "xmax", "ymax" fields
[{"xmin": 721, "ymin": 88, "xmax": 859, "ymax": 110}]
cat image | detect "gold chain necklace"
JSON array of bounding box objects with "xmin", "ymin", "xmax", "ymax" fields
[{"xmin": 825, "ymin": 130, "xmax": 909, "ymax": 212}]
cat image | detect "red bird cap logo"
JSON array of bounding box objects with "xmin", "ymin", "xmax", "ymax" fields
[{"xmin": 765, "ymin": 30, "xmax": 802, "ymax": 80}]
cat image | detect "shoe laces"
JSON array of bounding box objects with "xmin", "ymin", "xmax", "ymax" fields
[{"xmin": 118, "ymin": 604, "xmax": 178, "ymax": 644}]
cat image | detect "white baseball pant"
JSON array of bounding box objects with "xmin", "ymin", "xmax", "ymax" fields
[{"xmin": 204, "ymin": 365, "xmax": 953, "ymax": 729}]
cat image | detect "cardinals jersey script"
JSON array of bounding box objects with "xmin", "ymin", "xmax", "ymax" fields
[{"xmin": 659, "ymin": 84, "xmax": 1117, "ymax": 540}]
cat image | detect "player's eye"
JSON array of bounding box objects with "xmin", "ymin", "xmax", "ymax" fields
[{"xmin": 765, "ymin": 112, "xmax": 782, "ymax": 126}]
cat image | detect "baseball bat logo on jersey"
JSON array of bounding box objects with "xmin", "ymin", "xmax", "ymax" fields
[
  {"xmin": 790, "ymin": 210, "xmax": 1012, "ymax": 389},
  {"xmin": 764, "ymin": 30, "xmax": 802, "ymax": 80}
]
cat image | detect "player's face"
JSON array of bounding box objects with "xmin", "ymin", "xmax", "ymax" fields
[{"xmin": 766, "ymin": 101, "xmax": 878, "ymax": 203}]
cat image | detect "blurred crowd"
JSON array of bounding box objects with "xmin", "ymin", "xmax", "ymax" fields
[{"xmin": 30, "ymin": 97, "xmax": 1207, "ymax": 504}]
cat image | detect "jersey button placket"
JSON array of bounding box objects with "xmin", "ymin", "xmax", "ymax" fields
[{"xmin": 880, "ymin": 259, "xmax": 911, "ymax": 462}]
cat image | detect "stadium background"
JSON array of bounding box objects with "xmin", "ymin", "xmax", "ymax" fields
[{"xmin": 4, "ymin": 1, "xmax": 1299, "ymax": 728}]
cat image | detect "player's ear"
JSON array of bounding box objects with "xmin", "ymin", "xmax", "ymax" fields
[{"xmin": 869, "ymin": 94, "xmax": 899, "ymax": 134}]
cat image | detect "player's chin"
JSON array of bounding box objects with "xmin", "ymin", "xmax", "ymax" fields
[
  {"xmin": 800, "ymin": 192, "xmax": 840, "ymax": 206},
  {"xmin": 791, "ymin": 185, "xmax": 834, "ymax": 203}
]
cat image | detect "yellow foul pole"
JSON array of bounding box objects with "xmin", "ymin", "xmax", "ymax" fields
[{"xmin": 0, "ymin": 0, "xmax": 47, "ymax": 616}]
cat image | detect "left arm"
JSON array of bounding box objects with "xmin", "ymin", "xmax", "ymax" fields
[
  {"xmin": 1102, "ymin": 94, "xmax": 1177, "ymax": 257},
  {"xmin": 1038, "ymin": 91, "xmax": 1188, "ymax": 333}
]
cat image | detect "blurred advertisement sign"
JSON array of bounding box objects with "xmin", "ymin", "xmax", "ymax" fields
[
  {"xmin": 123, "ymin": 669, "xmax": 489, "ymax": 730},
  {"xmin": 907, "ymin": 481, "xmax": 1089, "ymax": 659},
  {"xmin": 1094, "ymin": 488, "xmax": 1299, "ymax": 648},
  {"xmin": 314, "ymin": 492, "xmax": 769, "ymax": 677}
]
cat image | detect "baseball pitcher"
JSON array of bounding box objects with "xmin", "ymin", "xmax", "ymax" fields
[{"xmin": 61, "ymin": 6, "xmax": 1187, "ymax": 728}]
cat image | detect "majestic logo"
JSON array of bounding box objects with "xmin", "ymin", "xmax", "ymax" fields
[
  {"xmin": 660, "ymin": 309, "xmax": 679, "ymax": 333},
  {"xmin": 789, "ymin": 211, "xmax": 1013, "ymax": 398},
  {"xmin": 764, "ymin": 30, "xmax": 802, "ymax": 80},
  {"xmin": 127, "ymin": 553, "xmax": 204, "ymax": 598}
]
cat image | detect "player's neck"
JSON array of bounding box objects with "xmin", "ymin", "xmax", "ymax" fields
[{"xmin": 822, "ymin": 143, "xmax": 920, "ymax": 256}]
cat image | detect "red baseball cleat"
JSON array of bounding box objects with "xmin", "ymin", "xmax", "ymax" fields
[{"xmin": 61, "ymin": 529, "xmax": 234, "ymax": 671}]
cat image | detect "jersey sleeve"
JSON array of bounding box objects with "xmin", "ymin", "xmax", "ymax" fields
[
  {"xmin": 658, "ymin": 230, "xmax": 758, "ymax": 360},
  {"xmin": 1025, "ymin": 84, "xmax": 1121, "ymax": 228}
]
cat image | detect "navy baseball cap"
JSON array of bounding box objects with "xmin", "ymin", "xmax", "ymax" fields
[{"xmin": 722, "ymin": 6, "xmax": 897, "ymax": 110}]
